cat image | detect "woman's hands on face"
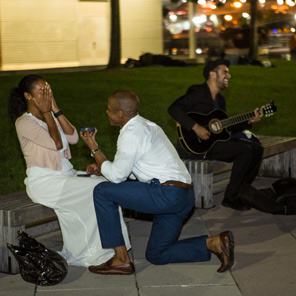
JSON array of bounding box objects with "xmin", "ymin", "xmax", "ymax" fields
[
  {"xmin": 33, "ymin": 84, "xmax": 52, "ymax": 114},
  {"xmin": 32, "ymin": 83, "xmax": 59, "ymax": 115},
  {"xmin": 47, "ymin": 83, "xmax": 59, "ymax": 113}
]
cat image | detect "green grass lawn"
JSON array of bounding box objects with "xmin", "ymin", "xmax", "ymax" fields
[{"xmin": 0, "ymin": 59, "xmax": 295, "ymax": 194}]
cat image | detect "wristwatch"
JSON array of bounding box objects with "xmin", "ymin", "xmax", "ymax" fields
[
  {"xmin": 91, "ymin": 148, "xmax": 100, "ymax": 158},
  {"xmin": 54, "ymin": 110, "xmax": 63, "ymax": 118}
]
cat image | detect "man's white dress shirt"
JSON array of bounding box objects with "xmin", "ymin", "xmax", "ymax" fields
[{"xmin": 101, "ymin": 115, "xmax": 191, "ymax": 184}]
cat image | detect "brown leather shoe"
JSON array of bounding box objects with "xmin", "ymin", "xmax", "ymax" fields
[
  {"xmin": 88, "ymin": 258, "xmax": 135, "ymax": 275},
  {"xmin": 215, "ymin": 231, "xmax": 235, "ymax": 273}
]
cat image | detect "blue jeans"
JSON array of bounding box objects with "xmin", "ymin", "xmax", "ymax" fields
[{"xmin": 93, "ymin": 178, "xmax": 211, "ymax": 265}]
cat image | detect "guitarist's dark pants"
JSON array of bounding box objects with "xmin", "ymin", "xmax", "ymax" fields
[{"xmin": 177, "ymin": 138, "xmax": 264, "ymax": 202}]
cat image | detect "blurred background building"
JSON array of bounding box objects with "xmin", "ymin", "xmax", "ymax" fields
[
  {"xmin": 0, "ymin": 0, "xmax": 295, "ymax": 71},
  {"xmin": 163, "ymin": 0, "xmax": 296, "ymax": 61}
]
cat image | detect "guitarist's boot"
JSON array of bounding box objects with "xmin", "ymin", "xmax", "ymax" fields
[{"xmin": 221, "ymin": 198, "xmax": 250, "ymax": 211}]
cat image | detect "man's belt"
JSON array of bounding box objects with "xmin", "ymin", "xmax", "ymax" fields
[{"xmin": 161, "ymin": 180, "xmax": 193, "ymax": 189}]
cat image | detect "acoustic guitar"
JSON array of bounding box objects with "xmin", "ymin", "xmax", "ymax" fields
[{"xmin": 177, "ymin": 101, "xmax": 277, "ymax": 155}]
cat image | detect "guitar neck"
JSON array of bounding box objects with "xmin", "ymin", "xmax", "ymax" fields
[{"xmin": 221, "ymin": 111, "xmax": 255, "ymax": 128}]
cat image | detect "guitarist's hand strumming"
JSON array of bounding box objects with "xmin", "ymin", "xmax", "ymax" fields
[{"xmin": 192, "ymin": 123, "xmax": 210, "ymax": 141}]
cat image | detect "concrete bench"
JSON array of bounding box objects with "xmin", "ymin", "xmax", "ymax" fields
[
  {"xmin": 0, "ymin": 191, "xmax": 59, "ymax": 274},
  {"xmin": 183, "ymin": 136, "xmax": 296, "ymax": 209}
]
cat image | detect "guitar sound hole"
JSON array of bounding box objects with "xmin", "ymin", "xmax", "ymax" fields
[{"xmin": 209, "ymin": 119, "xmax": 222, "ymax": 134}]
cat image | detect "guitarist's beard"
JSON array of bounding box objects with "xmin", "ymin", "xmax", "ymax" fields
[{"xmin": 216, "ymin": 76, "xmax": 229, "ymax": 90}]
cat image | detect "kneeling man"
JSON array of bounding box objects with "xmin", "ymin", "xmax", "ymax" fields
[{"xmin": 80, "ymin": 90, "xmax": 234, "ymax": 275}]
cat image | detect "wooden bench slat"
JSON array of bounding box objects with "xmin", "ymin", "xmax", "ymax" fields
[
  {"xmin": 258, "ymin": 136, "xmax": 296, "ymax": 158},
  {"xmin": 1, "ymin": 191, "xmax": 58, "ymax": 274},
  {"xmin": 1, "ymin": 191, "xmax": 56, "ymax": 227},
  {"xmin": 1, "ymin": 206, "xmax": 56, "ymax": 227}
]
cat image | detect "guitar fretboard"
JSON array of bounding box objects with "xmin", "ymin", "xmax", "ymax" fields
[{"xmin": 221, "ymin": 111, "xmax": 255, "ymax": 128}]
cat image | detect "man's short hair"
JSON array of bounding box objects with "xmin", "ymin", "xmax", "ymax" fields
[
  {"xmin": 111, "ymin": 90, "xmax": 139, "ymax": 116},
  {"xmin": 203, "ymin": 59, "xmax": 231, "ymax": 80}
]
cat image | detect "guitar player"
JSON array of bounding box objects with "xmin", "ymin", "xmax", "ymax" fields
[{"xmin": 168, "ymin": 59, "xmax": 263, "ymax": 211}]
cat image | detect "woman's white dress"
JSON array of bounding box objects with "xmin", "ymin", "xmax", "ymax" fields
[{"xmin": 23, "ymin": 113, "xmax": 131, "ymax": 266}]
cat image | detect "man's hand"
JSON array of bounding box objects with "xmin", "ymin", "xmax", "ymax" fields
[
  {"xmin": 248, "ymin": 107, "xmax": 263, "ymax": 124},
  {"xmin": 80, "ymin": 128, "xmax": 108, "ymax": 173},
  {"xmin": 86, "ymin": 163, "xmax": 101, "ymax": 176},
  {"xmin": 192, "ymin": 123, "xmax": 211, "ymax": 140},
  {"xmin": 80, "ymin": 128, "xmax": 99, "ymax": 151}
]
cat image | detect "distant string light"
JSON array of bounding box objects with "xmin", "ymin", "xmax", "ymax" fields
[
  {"xmin": 242, "ymin": 12, "xmax": 250, "ymax": 19},
  {"xmin": 183, "ymin": 21, "xmax": 190, "ymax": 30},
  {"xmin": 193, "ymin": 0, "xmax": 296, "ymax": 6},
  {"xmin": 169, "ymin": 14, "xmax": 178, "ymax": 22},
  {"xmin": 286, "ymin": 0, "xmax": 295, "ymax": 6},
  {"xmin": 210, "ymin": 14, "xmax": 218, "ymax": 22},
  {"xmin": 233, "ymin": 2, "xmax": 242, "ymax": 8},
  {"xmin": 224, "ymin": 15, "xmax": 233, "ymax": 21},
  {"xmin": 193, "ymin": 15, "xmax": 207, "ymax": 25}
]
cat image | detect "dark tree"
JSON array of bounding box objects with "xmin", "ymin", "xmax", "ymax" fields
[
  {"xmin": 248, "ymin": 0, "xmax": 259, "ymax": 61},
  {"xmin": 108, "ymin": 0, "xmax": 121, "ymax": 69}
]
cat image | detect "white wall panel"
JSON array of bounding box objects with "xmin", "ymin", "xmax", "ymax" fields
[
  {"xmin": 0, "ymin": 0, "xmax": 79, "ymax": 70},
  {"xmin": 120, "ymin": 0, "xmax": 163, "ymax": 62},
  {"xmin": 77, "ymin": 2, "xmax": 109, "ymax": 66}
]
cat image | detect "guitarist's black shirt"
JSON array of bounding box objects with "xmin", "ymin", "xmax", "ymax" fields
[
  {"xmin": 168, "ymin": 82, "xmax": 251, "ymax": 132},
  {"xmin": 213, "ymin": 97, "xmax": 221, "ymax": 110}
]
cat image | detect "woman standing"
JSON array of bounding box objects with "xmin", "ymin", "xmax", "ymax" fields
[{"xmin": 8, "ymin": 74, "xmax": 130, "ymax": 267}]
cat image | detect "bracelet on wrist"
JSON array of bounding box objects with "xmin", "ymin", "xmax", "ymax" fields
[
  {"xmin": 54, "ymin": 110, "xmax": 63, "ymax": 118},
  {"xmin": 91, "ymin": 148, "xmax": 101, "ymax": 158}
]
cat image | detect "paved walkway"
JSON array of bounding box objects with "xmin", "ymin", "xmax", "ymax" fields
[{"xmin": 1, "ymin": 177, "xmax": 295, "ymax": 296}]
